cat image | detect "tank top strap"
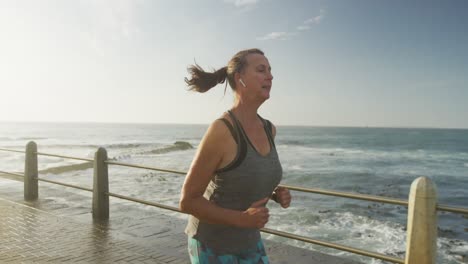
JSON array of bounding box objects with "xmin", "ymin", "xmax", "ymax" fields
[
  {"xmin": 216, "ymin": 118, "xmax": 239, "ymax": 144},
  {"xmin": 215, "ymin": 112, "xmax": 248, "ymax": 174},
  {"xmin": 227, "ymin": 110, "xmax": 246, "ymax": 140},
  {"xmin": 257, "ymin": 115, "xmax": 276, "ymax": 149}
]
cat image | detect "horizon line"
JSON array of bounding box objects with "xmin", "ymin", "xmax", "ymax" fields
[{"xmin": 1, "ymin": 120, "xmax": 467, "ymax": 130}]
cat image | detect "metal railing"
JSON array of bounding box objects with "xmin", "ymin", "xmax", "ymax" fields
[{"xmin": 1, "ymin": 142, "xmax": 467, "ymax": 264}]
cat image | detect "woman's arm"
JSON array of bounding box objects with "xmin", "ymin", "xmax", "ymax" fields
[
  {"xmin": 270, "ymin": 122, "xmax": 292, "ymax": 208},
  {"xmin": 179, "ymin": 120, "xmax": 269, "ymax": 228}
]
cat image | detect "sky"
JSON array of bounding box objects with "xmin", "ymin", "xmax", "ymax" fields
[{"xmin": 1, "ymin": 0, "xmax": 467, "ymax": 128}]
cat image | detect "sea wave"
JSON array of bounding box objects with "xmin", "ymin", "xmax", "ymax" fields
[
  {"xmin": 39, "ymin": 143, "xmax": 147, "ymax": 149},
  {"xmin": 277, "ymin": 139, "xmax": 305, "ymax": 146},
  {"xmin": 265, "ymin": 210, "xmax": 406, "ymax": 263},
  {"xmin": 111, "ymin": 141, "xmax": 193, "ymax": 159},
  {"xmin": 137, "ymin": 141, "xmax": 193, "ymax": 155},
  {"xmin": 38, "ymin": 141, "xmax": 193, "ymax": 174},
  {"xmin": 40, "ymin": 162, "xmax": 93, "ymax": 175},
  {"xmin": 0, "ymin": 137, "xmax": 48, "ymax": 141},
  {"xmin": 277, "ymin": 144, "xmax": 467, "ymax": 163},
  {"xmin": 18, "ymin": 137, "xmax": 48, "ymax": 140},
  {"xmin": 268, "ymin": 210, "xmax": 467, "ymax": 263},
  {"xmin": 2, "ymin": 141, "xmax": 193, "ymax": 152}
]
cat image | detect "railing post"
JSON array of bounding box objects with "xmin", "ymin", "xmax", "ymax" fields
[
  {"xmin": 24, "ymin": 141, "xmax": 38, "ymax": 200},
  {"xmin": 405, "ymin": 176, "xmax": 438, "ymax": 264},
  {"xmin": 92, "ymin": 147, "xmax": 109, "ymax": 220}
]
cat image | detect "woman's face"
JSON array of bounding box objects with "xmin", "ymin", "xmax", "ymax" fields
[{"xmin": 239, "ymin": 54, "xmax": 273, "ymax": 102}]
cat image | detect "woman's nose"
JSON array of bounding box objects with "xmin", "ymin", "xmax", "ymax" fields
[{"xmin": 267, "ymin": 71, "xmax": 273, "ymax": 80}]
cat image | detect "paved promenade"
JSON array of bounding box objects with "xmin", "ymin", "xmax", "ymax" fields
[
  {"xmin": 0, "ymin": 196, "xmax": 185, "ymax": 263},
  {"xmin": 0, "ymin": 176, "xmax": 362, "ymax": 263}
]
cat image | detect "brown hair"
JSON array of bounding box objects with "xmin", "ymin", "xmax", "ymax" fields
[{"xmin": 185, "ymin": 48, "xmax": 264, "ymax": 93}]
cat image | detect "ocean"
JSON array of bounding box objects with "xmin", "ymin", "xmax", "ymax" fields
[{"xmin": 0, "ymin": 122, "xmax": 467, "ymax": 263}]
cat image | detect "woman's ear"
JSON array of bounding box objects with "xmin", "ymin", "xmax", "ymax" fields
[{"xmin": 234, "ymin": 72, "xmax": 246, "ymax": 88}]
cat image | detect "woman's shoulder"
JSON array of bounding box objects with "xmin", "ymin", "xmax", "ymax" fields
[
  {"xmin": 203, "ymin": 114, "xmax": 236, "ymax": 143},
  {"xmin": 217, "ymin": 112, "xmax": 234, "ymax": 126},
  {"xmin": 210, "ymin": 112, "xmax": 236, "ymax": 135}
]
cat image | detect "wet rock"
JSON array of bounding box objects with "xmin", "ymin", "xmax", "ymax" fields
[
  {"xmin": 146, "ymin": 141, "xmax": 193, "ymax": 155},
  {"xmin": 438, "ymin": 227, "xmax": 456, "ymax": 238},
  {"xmin": 174, "ymin": 141, "xmax": 193, "ymax": 149},
  {"xmin": 454, "ymin": 253, "xmax": 467, "ymax": 262}
]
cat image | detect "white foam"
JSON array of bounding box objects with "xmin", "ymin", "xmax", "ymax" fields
[
  {"xmin": 266, "ymin": 210, "xmax": 465, "ymax": 263},
  {"xmin": 264, "ymin": 211, "xmax": 405, "ymax": 263},
  {"xmin": 277, "ymin": 144, "xmax": 464, "ymax": 163},
  {"xmin": 436, "ymin": 238, "xmax": 468, "ymax": 263}
]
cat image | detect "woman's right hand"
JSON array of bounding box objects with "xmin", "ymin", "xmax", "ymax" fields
[{"xmin": 241, "ymin": 197, "xmax": 270, "ymax": 228}]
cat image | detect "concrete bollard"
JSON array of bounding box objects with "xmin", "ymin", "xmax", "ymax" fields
[
  {"xmin": 405, "ymin": 176, "xmax": 438, "ymax": 264},
  {"xmin": 24, "ymin": 141, "xmax": 38, "ymax": 201},
  {"xmin": 92, "ymin": 147, "xmax": 109, "ymax": 220}
]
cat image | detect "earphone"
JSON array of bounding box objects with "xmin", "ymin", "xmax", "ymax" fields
[{"xmin": 239, "ymin": 79, "xmax": 246, "ymax": 87}]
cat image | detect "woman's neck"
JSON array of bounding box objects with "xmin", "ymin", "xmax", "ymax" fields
[{"xmin": 231, "ymin": 100, "xmax": 261, "ymax": 126}]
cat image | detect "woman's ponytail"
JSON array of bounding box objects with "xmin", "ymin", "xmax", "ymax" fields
[
  {"xmin": 185, "ymin": 65, "xmax": 228, "ymax": 93},
  {"xmin": 184, "ymin": 48, "xmax": 264, "ymax": 93}
]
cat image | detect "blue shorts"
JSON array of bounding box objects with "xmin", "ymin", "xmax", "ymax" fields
[{"xmin": 188, "ymin": 237, "xmax": 269, "ymax": 264}]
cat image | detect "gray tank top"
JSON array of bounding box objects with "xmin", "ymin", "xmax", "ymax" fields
[{"xmin": 185, "ymin": 110, "xmax": 283, "ymax": 254}]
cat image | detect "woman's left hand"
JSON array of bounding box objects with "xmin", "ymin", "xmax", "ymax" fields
[{"xmin": 274, "ymin": 186, "xmax": 291, "ymax": 208}]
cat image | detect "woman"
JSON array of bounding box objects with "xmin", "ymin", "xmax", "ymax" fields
[{"xmin": 179, "ymin": 48, "xmax": 291, "ymax": 264}]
